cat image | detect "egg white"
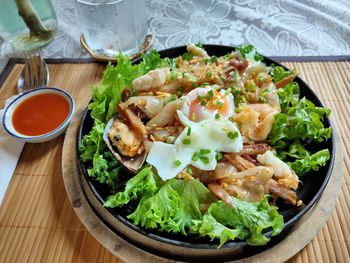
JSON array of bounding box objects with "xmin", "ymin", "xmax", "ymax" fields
[{"xmin": 146, "ymin": 112, "xmax": 243, "ymax": 181}]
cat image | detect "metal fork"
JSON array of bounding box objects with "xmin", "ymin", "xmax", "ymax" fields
[{"xmin": 17, "ymin": 52, "xmax": 49, "ymax": 94}]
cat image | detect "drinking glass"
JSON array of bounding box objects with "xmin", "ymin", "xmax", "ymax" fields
[
  {"xmin": 76, "ymin": 0, "xmax": 148, "ymax": 57},
  {"xmin": 0, "ymin": 0, "xmax": 57, "ymax": 51}
]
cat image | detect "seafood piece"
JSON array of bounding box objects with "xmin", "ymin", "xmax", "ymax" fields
[
  {"xmin": 146, "ymin": 99, "xmax": 182, "ymax": 128},
  {"xmin": 242, "ymin": 155, "xmax": 259, "ymax": 165},
  {"xmin": 187, "ymin": 43, "xmax": 209, "ymax": 58},
  {"xmin": 238, "ymin": 143, "xmax": 271, "ymax": 155},
  {"xmin": 226, "ymin": 52, "xmax": 248, "ymax": 73},
  {"xmin": 243, "ymin": 63, "xmax": 269, "ymax": 81},
  {"xmin": 158, "ymin": 81, "xmax": 182, "ymax": 93},
  {"xmin": 268, "ymin": 179, "xmax": 297, "ymax": 205},
  {"xmin": 275, "ymin": 73, "xmax": 297, "ymax": 89},
  {"xmin": 257, "ymin": 150, "xmax": 299, "ymax": 190},
  {"xmin": 119, "ymin": 107, "xmax": 147, "ymax": 137},
  {"xmin": 108, "ymin": 120, "xmax": 143, "ymax": 157},
  {"xmin": 119, "ymin": 96, "xmax": 166, "ymax": 118},
  {"xmin": 215, "ymin": 163, "xmax": 273, "ymax": 202},
  {"xmin": 151, "ymin": 126, "xmax": 180, "ymax": 142},
  {"xmin": 132, "ymin": 68, "xmax": 170, "ymax": 91},
  {"xmin": 259, "ymin": 82, "xmax": 281, "ymax": 111},
  {"xmin": 234, "ymin": 104, "xmax": 278, "ymax": 141},
  {"xmin": 103, "ymin": 118, "xmax": 146, "ymax": 173},
  {"xmin": 225, "ymin": 154, "xmax": 255, "ymax": 171},
  {"xmin": 191, "ymin": 166, "xmax": 216, "ymax": 184},
  {"xmin": 207, "ymin": 183, "xmax": 234, "ymax": 208}
]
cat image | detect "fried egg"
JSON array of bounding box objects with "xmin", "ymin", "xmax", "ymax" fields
[{"xmin": 179, "ymin": 86, "xmax": 235, "ymax": 122}]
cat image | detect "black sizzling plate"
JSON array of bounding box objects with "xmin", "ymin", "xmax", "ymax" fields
[{"xmin": 77, "ymin": 45, "xmax": 335, "ymax": 261}]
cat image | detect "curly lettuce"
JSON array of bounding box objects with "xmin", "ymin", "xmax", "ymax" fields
[
  {"xmin": 108, "ymin": 174, "xmax": 283, "ymax": 247},
  {"xmin": 80, "ymin": 50, "xmax": 165, "ymax": 186},
  {"xmin": 268, "ymin": 80, "xmax": 332, "ymax": 174}
]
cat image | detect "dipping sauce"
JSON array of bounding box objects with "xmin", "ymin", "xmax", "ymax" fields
[{"xmin": 12, "ymin": 93, "xmax": 70, "ymax": 136}]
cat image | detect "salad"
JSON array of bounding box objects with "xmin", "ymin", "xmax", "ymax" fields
[{"xmin": 80, "ymin": 44, "xmax": 332, "ymax": 247}]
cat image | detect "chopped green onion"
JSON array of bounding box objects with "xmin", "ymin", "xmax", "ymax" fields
[
  {"xmin": 182, "ymin": 139, "xmax": 191, "ymax": 145},
  {"xmin": 200, "ymin": 157, "xmax": 209, "ymax": 164},
  {"xmin": 207, "ymin": 89, "xmax": 214, "ymax": 98},
  {"xmin": 246, "ymin": 80, "xmax": 256, "ymax": 92},
  {"xmin": 200, "ymin": 149, "xmax": 211, "ymax": 154},
  {"xmin": 192, "ymin": 152, "xmax": 199, "ymax": 162},
  {"xmin": 206, "ymin": 71, "xmax": 212, "ymax": 78},
  {"xmin": 186, "ymin": 167, "xmax": 193, "ymax": 175},
  {"xmin": 176, "ymin": 87, "xmax": 184, "ymax": 96},
  {"xmin": 215, "ymin": 151, "xmax": 222, "ymax": 160},
  {"xmin": 166, "ymin": 94, "xmax": 178, "ymax": 103},
  {"xmin": 218, "ymin": 101, "xmax": 224, "ymax": 108},
  {"xmin": 187, "ymin": 127, "xmax": 192, "ymax": 136},
  {"xmin": 182, "ymin": 52, "xmax": 193, "ymax": 61},
  {"xmin": 173, "ymin": 159, "xmax": 182, "ymax": 167},
  {"xmin": 215, "ymin": 113, "xmax": 220, "ymax": 119},
  {"xmin": 227, "ymin": 131, "xmax": 239, "ymax": 140},
  {"xmin": 209, "ymin": 56, "xmax": 217, "ymax": 64}
]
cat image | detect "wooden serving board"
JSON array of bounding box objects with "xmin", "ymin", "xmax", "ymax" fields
[
  {"xmin": 62, "ymin": 104, "xmax": 343, "ymax": 263},
  {"xmin": 0, "ymin": 60, "xmax": 348, "ymax": 263}
]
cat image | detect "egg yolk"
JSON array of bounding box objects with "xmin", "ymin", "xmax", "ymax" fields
[{"xmin": 189, "ymin": 90, "xmax": 229, "ymax": 121}]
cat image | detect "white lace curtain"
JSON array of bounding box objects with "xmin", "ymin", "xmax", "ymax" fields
[{"xmin": 1, "ymin": 0, "xmax": 349, "ymax": 70}]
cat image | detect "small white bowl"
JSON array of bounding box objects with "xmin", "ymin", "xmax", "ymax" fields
[{"xmin": 2, "ymin": 87, "xmax": 75, "ymax": 143}]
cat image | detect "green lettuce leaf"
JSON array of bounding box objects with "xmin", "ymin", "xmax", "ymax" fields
[
  {"xmin": 127, "ymin": 179, "xmax": 215, "ymax": 232},
  {"xmin": 195, "ymin": 196, "xmax": 283, "ymax": 247},
  {"xmin": 270, "ymin": 65, "xmax": 296, "ymax": 83},
  {"xmin": 236, "ymin": 44, "xmax": 263, "ymax": 62},
  {"xmin": 269, "ymin": 95, "xmax": 331, "ymax": 149},
  {"xmin": 165, "ymin": 179, "xmax": 216, "ymax": 234},
  {"xmin": 104, "ymin": 165, "xmax": 158, "ymax": 208},
  {"xmin": 127, "ymin": 180, "xmax": 180, "ymax": 230},
  {"xmin": 191, "ymin": 213, "xmax": 248, "ymax": 248},
  {"xmin": 279, "ymin": 142, "xmax": 330, "ymax": 175}
]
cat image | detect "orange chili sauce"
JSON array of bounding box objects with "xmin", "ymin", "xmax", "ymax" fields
[{"xmin": 12, "ymin": 93, "xmax": 70, "ymax": 136}]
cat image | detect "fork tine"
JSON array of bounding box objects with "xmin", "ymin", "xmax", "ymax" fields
[
  {"xmin": 29, "ymin": 54, "xmax": 39, "ymax": 89},
  {"xmin": 37, "ymin": 55, "xmax": 45, "ymax": 87},
  {"xmin": 23, "ymin": 54, "xmax": 31, "ymax": 90}
]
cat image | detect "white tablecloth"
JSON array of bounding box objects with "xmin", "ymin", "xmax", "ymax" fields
[{"xmin": 1, "ymin": 0, "xmax": 350, "ymax": 71}]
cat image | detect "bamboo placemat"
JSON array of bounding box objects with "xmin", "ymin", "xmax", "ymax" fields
[{"xmin": 0, "ymin": 60, "xmax": 349, "ymax": 263}]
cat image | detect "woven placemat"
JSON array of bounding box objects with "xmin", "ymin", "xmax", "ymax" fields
[{"xmin": 0, "ymin": 60, "xmax": 349, "ymax": 263}]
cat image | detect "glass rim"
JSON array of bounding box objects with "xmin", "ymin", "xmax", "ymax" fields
[{"xmin": 76, "ymin": 0, "xmax": 124, "ymax": 5}]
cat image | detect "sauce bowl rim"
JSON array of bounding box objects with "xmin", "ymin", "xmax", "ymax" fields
[{"xmin": 2, "ymin": 87, "xmax": 75, "ymax": 140}]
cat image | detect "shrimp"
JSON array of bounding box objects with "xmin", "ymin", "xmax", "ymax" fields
[
  {"xmin": 238, "ymin": 143, "xmax": 271, "ymax": 155},
  {"xmin": 108, "ymin": 120, "xmax": 143, "ymax": 157},
  {"xmin": 119, "ymin": 96, "xmax": 166, "ymax": 118},
  {"xmin": 207, "ymin": 183, "xmax": 234, "ymax": 208},
  {"xmin": 275, "ymin": 73, "xmax": 297, "ymax": 89},
  {"xmin": 187, "ymin": 43, "xmax": 209, "ymax": 58},
  {"xmin": 214, "ymin": 163, "xmax": 273, "ymax": 202},
  {"xmin": 259, "ymin": 82, "xmax": 281, "ymax": 111},
  {"xmin": 234, "ymin": 104, "xmax": 278, "ymax": 141},
  {"xmin": 225, "ymin": 153, "xmax": 255, "ymax": 171},
  {"xmin": 146, "ymin": 99, "xmax": 182, "ymax": 128},
  {"xmin": 132, "ymin": 68, "xmax": 170, "ymax": 91},
  {"xmin": 257, "ymin": 150, "xmax": 299, "ymax": 190}
]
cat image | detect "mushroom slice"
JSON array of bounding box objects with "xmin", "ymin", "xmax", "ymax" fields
[{"xmin": 103, "ymin": 118, "xmax": 146, "ymax": 173}]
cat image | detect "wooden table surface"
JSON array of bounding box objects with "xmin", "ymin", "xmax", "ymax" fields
[{"xmin": 0, "ymin": 60, "xmax": 349, "ymax": 263}]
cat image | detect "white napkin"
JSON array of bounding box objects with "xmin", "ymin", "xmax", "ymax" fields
[{"xmin": 0, "ymin": 96, "xmax": 25, "ymax": 205}]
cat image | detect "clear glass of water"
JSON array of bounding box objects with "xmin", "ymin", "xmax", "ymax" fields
[{"xmin": 76, "ymin": 0, "xmax": 148, "ymax": 57}]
